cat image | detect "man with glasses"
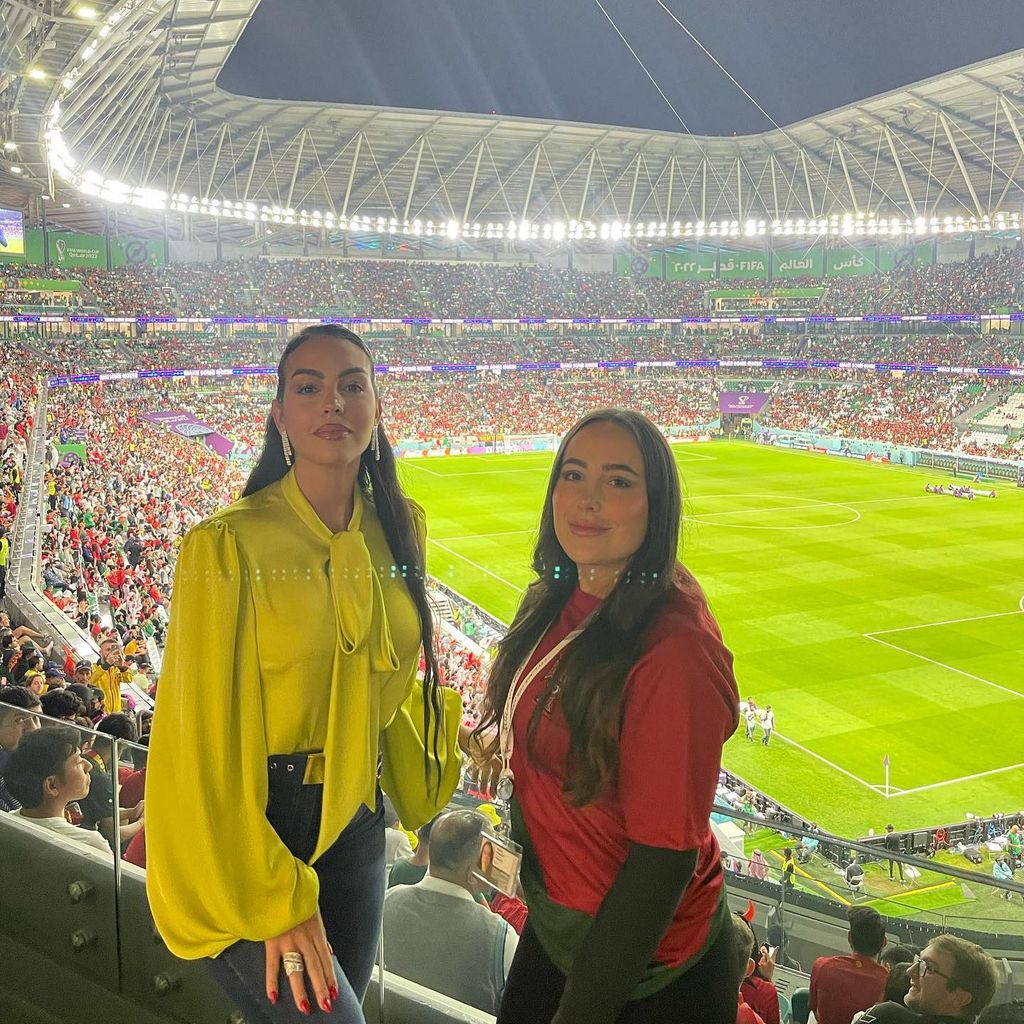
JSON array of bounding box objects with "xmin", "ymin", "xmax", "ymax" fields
[{"xmin": 861, "ymin": 936, "xmax": 998, "ymax": 1023}]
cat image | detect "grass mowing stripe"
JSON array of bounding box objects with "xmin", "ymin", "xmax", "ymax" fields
[{"xmin": 404, "ymin": 441, "xmax": 1024, "ymax": 838}]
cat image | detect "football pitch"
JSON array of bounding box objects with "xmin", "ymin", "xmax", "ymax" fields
[{"xmin": 401, "ymin": 440, "xmax": 1024, "ymax": 839}]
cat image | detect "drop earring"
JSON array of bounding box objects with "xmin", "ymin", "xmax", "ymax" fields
[
  {"xmin": 281, "ymin": 429, "xmax": 294, "ymax": 467},
  {"xmin": 371, "ymin": 423, "xmax": 381, "ymax": 461}
]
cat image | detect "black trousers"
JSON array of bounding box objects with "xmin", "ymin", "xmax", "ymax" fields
[
  {"xmin": 497, "ymin": 921, "xmax": 737, "ymax": 1024},
  {"xmin": 207, "ymin": 754, "xmax": 385, "ymax": 1024}
]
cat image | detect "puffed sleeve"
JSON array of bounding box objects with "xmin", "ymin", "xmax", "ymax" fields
[{"xmin": 145, "ymin": 520, "xmax": 320, "ymax": 960}]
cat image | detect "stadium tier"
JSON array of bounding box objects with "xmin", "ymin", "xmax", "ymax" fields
[
  {"xmin": 2, "ymin": 244, "xmax": 1024, "ymax": 318},
  {"xmin": 3, "ymin": 256, "xmax": 1024, "ymax": 1024}
]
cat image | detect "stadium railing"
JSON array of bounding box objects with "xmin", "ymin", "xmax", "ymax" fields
[
  {"xmin": 4, "ymin": 382, "xmax": 99, "ymax": 668},
  {"xmin": 2, "ymin": 714, "xmax": 1022, "ymax": 1024}
]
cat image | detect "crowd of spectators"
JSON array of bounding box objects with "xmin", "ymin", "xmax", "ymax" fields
[
  {"xmin": 5, "ymin": 246, "xmax": 1024, "ymax": 320},
  {"xmin": 760, "ymin": 376, "xmax": 995, "ymax": 448},
  {"xmin": 820, "ymin": 247, "xmax": 1024, "ymax": 315},
  {"xmin": 4, "ymin": 247, "xmax": 1024, "ymax": 1024},
  {"xmin": 10, "ymin": 324, "xmax": 1024, "ymax": 379}
]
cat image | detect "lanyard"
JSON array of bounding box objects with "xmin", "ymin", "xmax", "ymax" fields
[{"xmin": 495, "ymin": 625, "xmax": 586, "ymax": 802}]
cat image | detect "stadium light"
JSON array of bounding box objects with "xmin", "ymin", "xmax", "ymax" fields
[
  {"xmin": 77, "ymin": 5, "xmax": 98, "ymax": 18},
  {"xmin": 39, "ymin": 28, "xmax": 1024, "ymax": 250},
  {"xmin": 28, "ymin": 67, "xmax": 47, "ymax": 81},
  {"xmin": 10, "ymin": 166, "xmax": 22, "ymax": 174},
  {"xmin": 3, "ymin": 141, "xmax": 16, "ymax": 151}
]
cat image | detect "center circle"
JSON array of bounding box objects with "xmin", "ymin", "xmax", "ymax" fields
[{"xmin": 685, "ymin": 492, "xmax": 862, "ymax": 530}]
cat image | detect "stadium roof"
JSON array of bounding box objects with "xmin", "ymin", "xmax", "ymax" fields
[{"xmin": 4, "ymin": 0, "xmax": 1024, "ymax": 247}]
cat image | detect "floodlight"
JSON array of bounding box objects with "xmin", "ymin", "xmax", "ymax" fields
[
  {"xmin": 28, "ymin": 68, "xmax": 47, "ymax": 81},
  {"xmin": 77, "ymin": 5, "xmax": 98, "ymax": 18}
]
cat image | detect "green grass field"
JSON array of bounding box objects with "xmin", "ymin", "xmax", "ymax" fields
[{"xmin": 400, "ymin": 440, "xmax": 1024, "ymax": 839}]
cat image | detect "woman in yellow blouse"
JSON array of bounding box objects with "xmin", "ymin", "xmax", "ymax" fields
[{"xmin": 146, "ymin": 326, "xmax": 457, "ymax": 1021}]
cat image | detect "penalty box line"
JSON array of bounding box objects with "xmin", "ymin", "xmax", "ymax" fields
[
  {"xmin": 862, "ymin": 606, "xmax": 1024, "ymax": 796},
  {"xmin": 770, "ymin": 731, "xmax": 885, "ymax": 796}
]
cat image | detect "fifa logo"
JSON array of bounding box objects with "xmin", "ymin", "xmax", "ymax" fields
[{"xmin": 54, "ymin": 238, "xmax": 67, "ymax": 265}]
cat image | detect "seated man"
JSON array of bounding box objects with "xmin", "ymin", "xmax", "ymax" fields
[
  {"xmin": 0, "ymin": 685, "xmax": 42, "ymax": 811},
  {"xmin": 731, "ymin": 913, "xmax": 765, "ymax": 1024},
  {"xmin": 381, "ymin": 809, "xmax": 517, "ymax": 1014},
  {"xmin": 39, "ymin": 688, "xmax": 86, "ymax": 723},
  {"xmin": 860, "ymin": 936, "xmax": 998, "ymax": 1023},
  {"xmin": 78, "ymin": 714, "xmax": 145, "ymax": 849},
  {"xmin": 810, "ymin": 906, "xmax": 888, "ymax": 1024},
  {"xmin": 4, "ymin": 726, "xmax": 112, "ymax": 857},
  {"xmin": 846, "ymin": 855, "xmax": 865, "ymax": 894}
]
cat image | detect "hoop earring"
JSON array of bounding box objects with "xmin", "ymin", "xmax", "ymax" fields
[
  {"xmin": 280, "ymin": 429, "xmax": 294, "ymax": 467},
  {"xmin": 371, "ymin": 423, "xmax": 381, "ymax": 462}
]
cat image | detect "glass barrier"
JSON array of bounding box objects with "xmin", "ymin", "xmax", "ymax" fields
[
  {"xmin": 5, "ymin": 695, "xmax": 1022, "ymax": 1022},
  {"xmin": 0, "ymin": 707, "xmax": 120, "ymax": 1010},
  {"xmin": 376, "ymin": 781, "xmax": 1023, "ymax": 1022}
]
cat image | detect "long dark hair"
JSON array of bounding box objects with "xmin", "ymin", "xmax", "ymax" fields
[
  {"xmin": 478, "ymin": 408, "xmax": 695, "ymax": 806},
  {"xmin": 243, "ymin": 325, "xmax": 444, "ymax": 792}
]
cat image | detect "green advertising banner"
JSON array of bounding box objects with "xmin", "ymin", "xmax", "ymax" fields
[
  {"xmin": 717, "ymin": 252, "xmax": 769, "ymax": 281},
  {"xmin": 826, "ymin": 245, "xmax": 880, "ymax": 276},
  {"xmin": 16, "ymin": 278, "xmax": 81, "ymax": 292},
  {"xmin": 0, "ymin": 227, "xmax": 45, "ymax": 265},
  {"xmin": 111, "ymin": 235, "xmax": 168, "ymax": 267},
  {"xmin": 935, "ymin": 238, "xmax": 972, "ymax": 264},
  {"xmin": 772, "ymin": 247, "xmax": 823, "ymax": 279},
  {"xmin": 664, "ymin": 250, "xmax": 717, "ymax": 281},
  {"xmin": 709, "ymin": 287, "xmax": 824, "ymax": 300},
  {"xmin": 877, "ymin": 242, "xmax": 935, "ymax": 272},
  {"xmin": 47, "ymin": 231, "xmax": 107, "ymax": 269}
]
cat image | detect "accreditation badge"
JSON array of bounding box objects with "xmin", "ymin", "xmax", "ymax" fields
[{"xmin": 472, "ymin": 827, "xmax": 523, "ymax": 898}]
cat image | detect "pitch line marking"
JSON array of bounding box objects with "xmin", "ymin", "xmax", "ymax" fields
[
  {"xmin": 768, "ymin": 731, "xmax": 884, "ymax": 795},
  {"xmin": 868, "ymin": 609, "xmax": 1024, "ymax": 635},
  {"xmin": 863, "ymin": 633, "xmax": 1024, "ymax": 703},
  {"xmin": 437, "ymin": 528, "xmax": 536, "ymax": 543},
  {"xmin": 884, "ymin": 760, "xmax": 1024, "ymax": 798},
  {"xmin": 427, "ymin": 538, "xmax": 526, "ymax": 594},
  {"xmin": 671, "ymin": 448, "xmax": 717, "ymax": 461},
  {"xmin": 417, "ymin": 468, "xmax": 550, "ymax": 477},
  {"xmin": 687, "ymin": 493, "xmax": 862, "ymax": 530},
  {"xmin": 402, "ymin": 461, "xmax": 445, "ymax": 477}
]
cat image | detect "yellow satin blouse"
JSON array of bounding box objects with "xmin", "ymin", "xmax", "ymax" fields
[{"xmin": 146, "ymin": 468, "xmax": 426, "ymax": 959}]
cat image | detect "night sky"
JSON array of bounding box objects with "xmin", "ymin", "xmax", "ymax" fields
[{"xmin": 220, "ymin": 1, "xmax": 1024, "ymax": 136}]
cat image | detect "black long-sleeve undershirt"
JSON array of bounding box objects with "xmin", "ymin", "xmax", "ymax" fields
[{"xmin": 551, "ymin": 843, "xmax": 699, "ymax": 1024}]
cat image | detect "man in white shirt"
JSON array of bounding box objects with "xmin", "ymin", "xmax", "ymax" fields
[
  {"xmin": 382, "ymin": 809, "xmax": 518, "ymax": 1014},
  {"xmin": 762, "ymin": 705, "xmax": 776, "ymax": 746},
  {"xmin": 5, "ymin": 725, "xmax": 112, "ymax": 857}
]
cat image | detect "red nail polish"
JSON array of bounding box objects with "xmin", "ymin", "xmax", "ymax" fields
[
  {"xmin": 269, "ymin": 991, "xmax": 278, "ymax": 1005},
  {"xmin": 329, "ymin": 986, "xmax": 338, "ymax": 1002},
  {"xmin": 300, "ymin": 999, "xmax": 311, "ymax": 1015},
  {"xmin": 321, "ymin": 997, "xmax": 333, "ymax": 1012}
]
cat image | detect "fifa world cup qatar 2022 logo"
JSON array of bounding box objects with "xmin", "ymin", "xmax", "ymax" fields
[{"xmin": 54, "ymin": 237, "xmax": 68, "ymax": 265}]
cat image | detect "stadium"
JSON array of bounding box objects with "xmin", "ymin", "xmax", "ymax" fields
[{"xmin": 1, "ymin": 2, "xmax": 1023, "ymax": 1022}]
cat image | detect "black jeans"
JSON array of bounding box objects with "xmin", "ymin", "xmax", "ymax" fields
[
  {"xmin": 207, "ymin": 755, "xmax": 385, "ymax": 1024},
  {"xmin": 498, "ymin": 921, "xmax": 738, "ymax": 1024}
]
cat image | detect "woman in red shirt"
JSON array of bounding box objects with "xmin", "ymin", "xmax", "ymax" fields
[{"xmin": 475, "ymin": 408, "xmax": 739, "ymax": 1024}]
